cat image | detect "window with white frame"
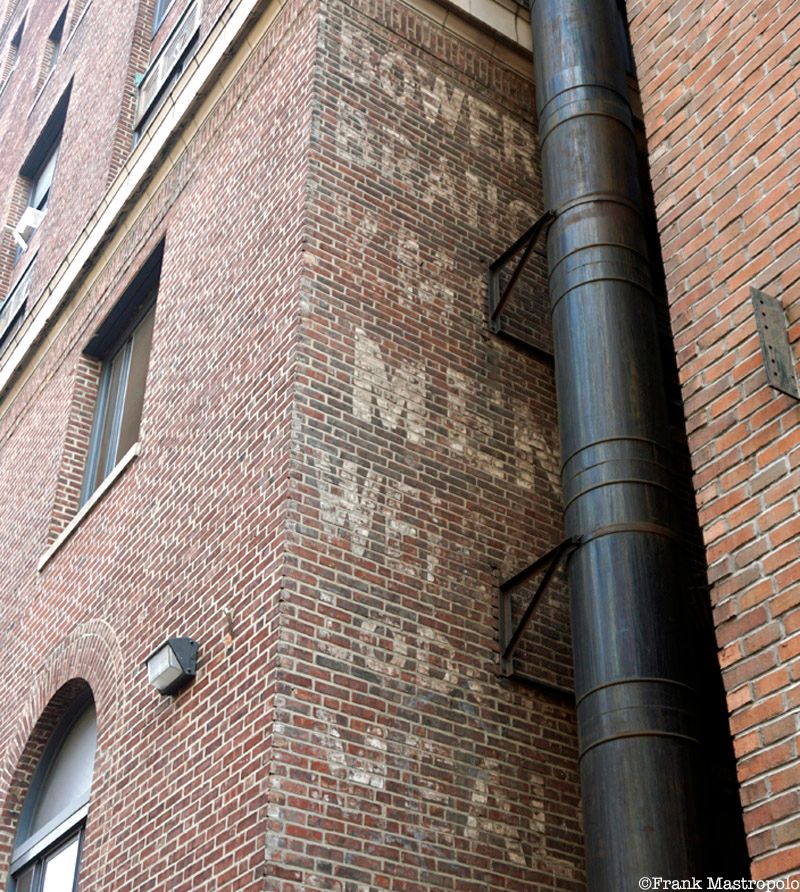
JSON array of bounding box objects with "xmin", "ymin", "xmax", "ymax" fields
[{"xmin": 81, "ymin": 301, "xmax": 156, "ymax": 503}]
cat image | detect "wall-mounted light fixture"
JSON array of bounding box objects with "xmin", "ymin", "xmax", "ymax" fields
[{"xmin": 146, "ymin": 637, "xmax": 198, "ymax": 695}]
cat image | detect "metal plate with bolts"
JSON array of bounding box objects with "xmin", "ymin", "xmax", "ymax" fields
[{"xmin": 751, "ymin": 288, "xmax": 799, "ymax": 400}]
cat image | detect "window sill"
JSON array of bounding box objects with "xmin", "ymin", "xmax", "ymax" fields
[{"xmin": 38, "ymin": 442, "xmax": 140, "ymax": 572}]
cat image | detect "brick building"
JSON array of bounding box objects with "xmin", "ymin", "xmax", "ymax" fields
[
  {"xmin": 627, "ymin": 0, "xmax": 800, "ymax": 881},
  {"xmin": 0, "ymin": 0, "xmax": 795, "ymax": 890}
]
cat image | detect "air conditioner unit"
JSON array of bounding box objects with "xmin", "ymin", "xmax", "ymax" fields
[{"xmin": 12, "ymin": 207, "xmax": 46, "ymax": 251}]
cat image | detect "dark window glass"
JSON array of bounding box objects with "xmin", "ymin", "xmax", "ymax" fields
[
  {"xmin": 47, "ymin": 7, "xmax": 68, "ymax": 73},
  {"xmin": 29, "ymin": 140, "xmax": 59, "ymax": 211},
  {"xmin": 11, "ymin": 16, "xmax": 25, "ymax": 51}
]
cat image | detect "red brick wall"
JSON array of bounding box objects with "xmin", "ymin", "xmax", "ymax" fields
[
  {"xmin": 0, "ymin": 0, "xmax": 144, "ymax": 332},
  {"xmin": 46, "ymin": 353, "xmax": 101, "ymax": 543},
  {"xmin": 0, "ymin": 0, "xmax": 314, "ymax": 888},
  {"xmin": 263, "ymin": 0, "xmax": 583, "ymax": 887},
  {"xmin": 0, "ymin": 0, "xmax": 242, "ymax": 351},
  {"xmin": 628, "ymin": 0, "xmax": 800, "ymax": 880},
  {"xmin": 0, "ymin": 0, "xmax": 583, "ymax": 888},
  {"xmin": 105, "ymin": 0, "xmax": 156, "ymax": 187}
]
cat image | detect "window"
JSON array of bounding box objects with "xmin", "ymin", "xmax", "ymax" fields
[
  {"xmin": 15, "ymin": 82, "xmax": 72, "ymax": 257},
  {"xmin": 0, "ymin": 255, "xmax": 35, "ymax": 355},
  {"xmin": 81, "ymin": 301, "xmax": 156, "ymax": 504},
  {"xmin": 19, "ymin": 84, "xmax": 71, "ymax": 215},
  {"xmin": 152, "ymin": 0, "xmax": 172, "ymax": 34},
  {"xmin": 0, "ymin": 16, "xmax": 24, "ymax": 93},
  {"xmin": 46, "ymin": 7, "xmax": 68, "ymax": 75},
  {"xmin": 28, "ymin": 139, "xmax": 59, "ymax": 212},
  {"xmin": 135, "ymin": 2, "xmax": 198, "ymax": 143},
  {"xmin": 10, "ymin": 15, "xmax": 24, "ymax": 54},
  {"xmin": 10, "ymin": 694, "xmax": 96, "ymax": 892},
  {"xmin": 80, "ymin": 246, "xmax": 162, "ymax": 505}
]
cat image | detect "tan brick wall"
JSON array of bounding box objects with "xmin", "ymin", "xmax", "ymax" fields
[{"xmin": 628, "ymin": 0, "xmax": 800, "ymax": 880}]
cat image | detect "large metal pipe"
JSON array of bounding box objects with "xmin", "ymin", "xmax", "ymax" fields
[{"xmin": 529, "ymin": 1, "xmax": 704, "ymax": 884}]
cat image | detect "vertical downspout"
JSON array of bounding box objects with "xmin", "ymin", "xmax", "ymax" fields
[{"xmin": 529, "ymin": 1, "xmax": 704, "ymax": 885}]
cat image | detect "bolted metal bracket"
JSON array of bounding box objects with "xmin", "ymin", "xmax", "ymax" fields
[
  {"xmin": 751, "ymin": 288, "xmax": 799, "ymax": 400},
  {"xmin": 497, "ymin": 535, "xmax": 580, "ymax": 699}
]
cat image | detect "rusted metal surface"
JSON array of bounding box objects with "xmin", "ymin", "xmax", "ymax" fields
[
  {"xmin": 751, "ymin": 288, "xmax": 800, "ymax": 399},
  {"xmin": 529, "ymin": 0, "xmax": 704, "ymax": 884}
]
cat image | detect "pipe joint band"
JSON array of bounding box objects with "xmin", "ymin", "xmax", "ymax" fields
[
  {"xmin": 551, "ymin": 194, "xmax": 643, "ymax": 223},
  {"xmin": 547, "ymin": 207, "xmax": 650, "ymax": 281},
  {"xmin": 577, "ymin": 678, "xmax": 699, "ymax": 759},
  {"xmin": 537, "ymin": 67, "xmax": 627, "ymax": 118},
  {"xmin": 563, "ymin": 457, "xmax": 674, "ymax": 509},
  {"xmin": 539, "ymin": 85, "xmax": 634, "ymax": 145},
  {"xmin": 562, "ymin": 440, "xmax": 677, "ymax": 526},
  {"xmin": 550, "ymin": 256, "xmax": 654, "ymax": 313},
  {"xmin": 562, "ymin": 437, "xmax": 672, "ymax": 476},
  {"xmin": 574, "ymin": 521, "xmax": 681, "ymax": 547}
]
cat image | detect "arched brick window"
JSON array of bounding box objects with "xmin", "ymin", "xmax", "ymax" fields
[{"xmin": 9, "ymin": 692, "xmax": 96, "ymax": 892}]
